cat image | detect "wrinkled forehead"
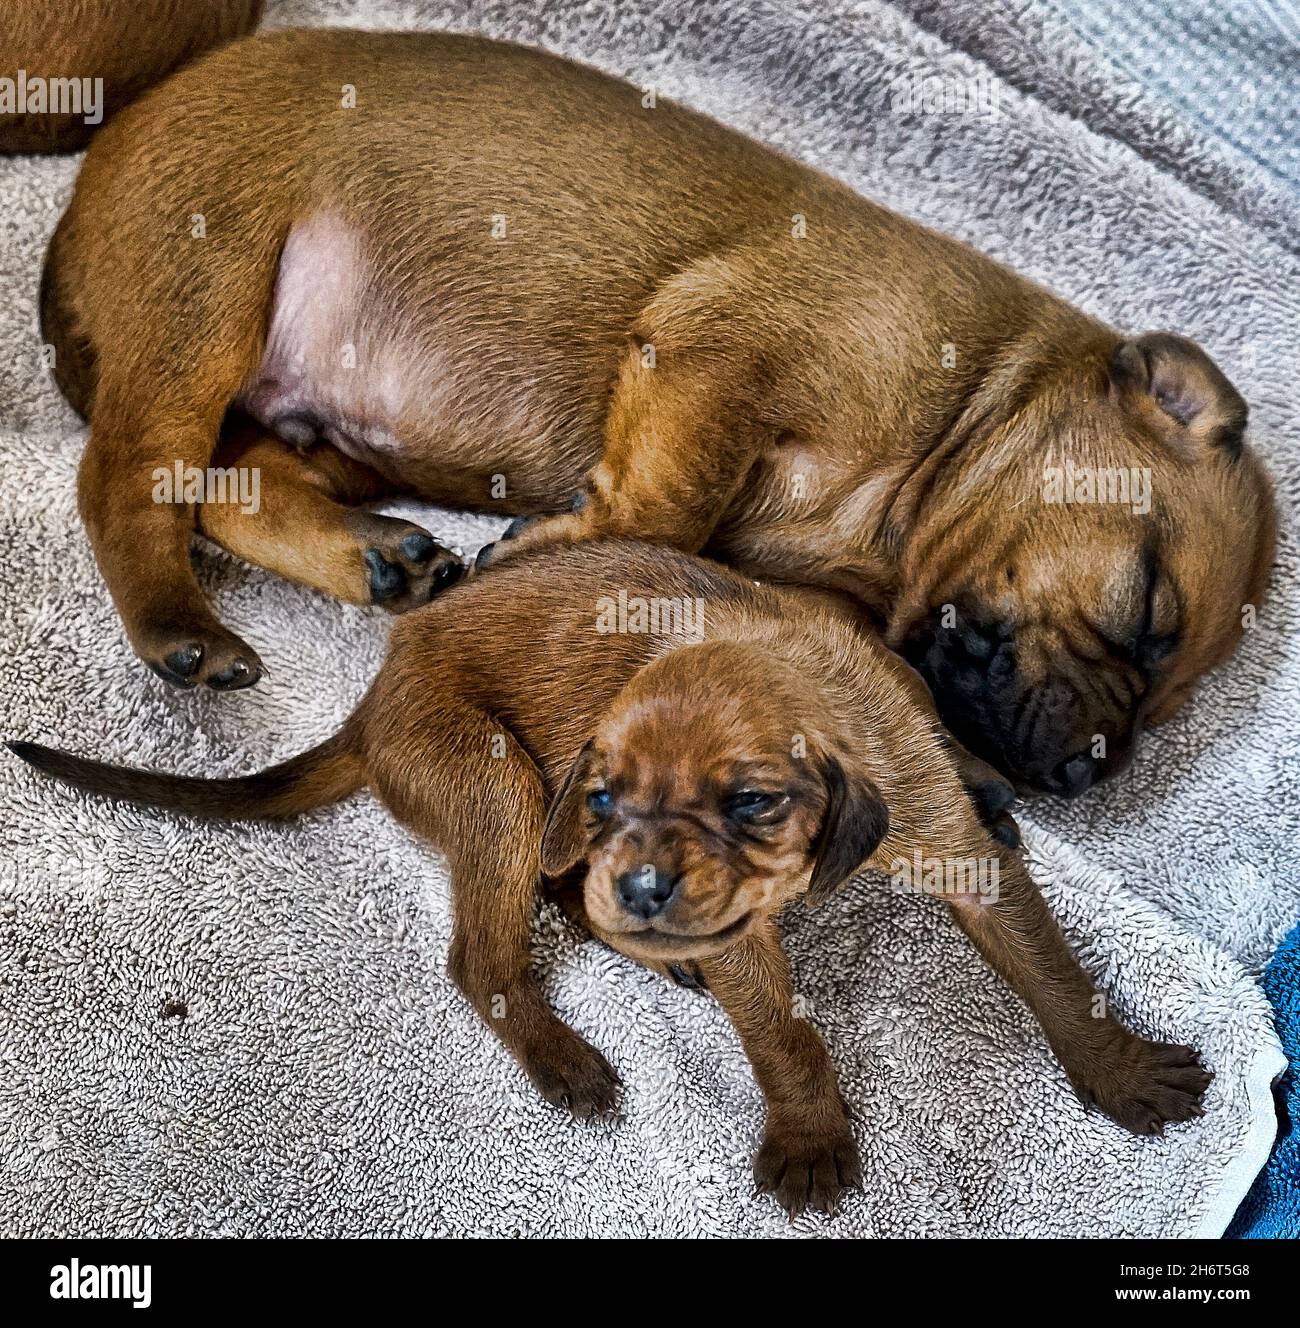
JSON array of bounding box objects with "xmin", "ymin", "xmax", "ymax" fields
[
  {"xmin": 1029, "ymin": 407, "xmax": 1267, "ymax": 545},
  {"xmin": 1013, "ymin": 493, "xmax": 1160, "ymax": 578},
  {"xmin": 595, "ymin": 697, "xmax": 803, "ymax": 797}
]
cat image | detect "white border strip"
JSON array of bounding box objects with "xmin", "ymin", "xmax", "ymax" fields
[{"xmin": 1193, "ymin": 1037, "xmax": 1287, "ymax": 1237}]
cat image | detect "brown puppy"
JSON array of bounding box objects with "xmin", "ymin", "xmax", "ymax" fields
[
  {"xmin": 42, "ymin": 29, "xmax": 1274, "ymax": 792},
  {"xmin": 8, "ymin": 541, "xmax": 1211, "ymax": 1217},
  {"xmin": 0, "ymin": 1, "xmax": 262, "ymax": 152}
]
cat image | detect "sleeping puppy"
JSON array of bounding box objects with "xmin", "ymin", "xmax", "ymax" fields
[
  {"xmin": 42, "ymin": 28, "xmax": 1274, "ymax": 795},
  {"xmin": 8, "ymin": 541, "xmax": 1211, "ymax": 1217}
]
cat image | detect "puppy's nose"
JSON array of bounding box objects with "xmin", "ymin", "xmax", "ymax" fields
[
  {"xmin": 1052, "ymin": 752, "xmax": 1098, "ymax": 798},
  {"xmin": 616, "ymin": 865, "xmax": 680, "ymax": 919}
]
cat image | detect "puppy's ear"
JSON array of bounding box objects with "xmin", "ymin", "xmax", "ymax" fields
[
  {"xmin": 808, "ymin": 756, "xmax": 889, "ymax": 905},
  {"xmin": 1110, "ymin": 332, "xmax": 1247, "ymax": 458},
  {"xmin": 541, "ymin": 740, "xmax": 596, "ymax": 876}
]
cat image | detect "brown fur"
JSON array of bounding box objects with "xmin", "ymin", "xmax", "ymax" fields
[
  {"xmin": 41, "ymin": 27, "xmax": 1274, "ymax": 789},
  {"xmin": 0, "ymin": 0, "xmax": 262, "ymax": 153},
  {"xmin": 8, "ymin": 541, "xmax": 1212, "ymax": 1216}
]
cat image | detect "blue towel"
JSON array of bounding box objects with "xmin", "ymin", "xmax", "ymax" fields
[
  {"xmin": 1046, "ymin": 0, "xmax": 1300, "ymax": 189},
  {"xmin": 1229, "ymin": 924, "xmax": 1300, "ymax": 1238}
]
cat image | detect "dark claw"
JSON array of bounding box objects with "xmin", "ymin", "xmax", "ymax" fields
[
  {"xmin": 569, "ymin": 490, "xmax": 588, "ymax": 513},
  {"xmin": 502, "ymin": 515, "xmax": 537, "ymax": 541},
  {"xmin": 667, "ymin": 963, "xmax": 709, "ymax": 992},
  {"xmin": 429, "ymin": 559, "xmax": 465, "ymax": 598},
  {"xmin": 148, "ymin": 661, "xmax": 198, "ymax": 689},
  {"xmin": 207, "ymin": 659, "xmax": 259, "ymax": 691},
  {"xmin": 399, "ymin": 531, "xmax": 438, "ymax": 563},
  {"xmin": 365, "ymin": 548, "xmax": 407, "ymax": 602},
  {"xmin": 163, "ymin": 644, "xmax": 202, "ymax": 680}
]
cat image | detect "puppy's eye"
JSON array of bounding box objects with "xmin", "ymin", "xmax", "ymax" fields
[
  {"xmin": 725, "ymin": 790, "xmax": 781, "ymax": 822},
  {"xmin": 587, "ymin": 788, "xmax": 613, "ymax": 817}
]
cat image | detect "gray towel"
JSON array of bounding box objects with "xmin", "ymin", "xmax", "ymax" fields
[{"xmin": 0, "ymin": 0, "xmax": 1292, "ymax": 1237}]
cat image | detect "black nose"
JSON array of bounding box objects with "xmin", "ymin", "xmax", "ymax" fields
[
  {"xmin": 616, "ymin": 865, "xmax": 680, "ymax": 919},
  {"xmin": 1051, "ymin": 753, "xmax": 1098, "ymax": 798}
]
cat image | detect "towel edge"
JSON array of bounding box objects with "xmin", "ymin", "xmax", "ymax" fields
[{"xmin": 1190, "ymin": 1037, "xmax": 1287, "ymax": 1238}]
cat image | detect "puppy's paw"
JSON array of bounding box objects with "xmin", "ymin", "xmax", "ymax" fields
[
  {"xmin": 947, "ymin": 743, "xmax": 1022, "ymax": 850},
  {"xmin": 141, "ymin": 622, "xmax": 264, "ymax": 691},
  {"xmin": 475, "ymin": 509, "xmax": 586, "ymax": 572},
  {"xmin": 754, "ymin": 1114, "xmax": 862, "ymax": 1219},
  {"xmin": 970, "ymin": 774, "xmax": 1022, "ymax": 850},
  {"xmin": 353, "ymin": 516, "xmax": 465, "ymax": 610},
  {"xmin": 522, "ymin": 1029, "xmax": 621, "ymax": 1120},
  {"xmin": 1073, "ymin": 1036, "xmax": 1212, "ymax": 1135},
  {"xmin": 986, "ymin": 809, "xmax": 1022, "ymax": 850}
]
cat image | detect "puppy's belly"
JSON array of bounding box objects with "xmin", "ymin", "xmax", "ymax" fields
[{"xmin": 233, "ymin": 212, "xmax": 601, "ymax": 509}]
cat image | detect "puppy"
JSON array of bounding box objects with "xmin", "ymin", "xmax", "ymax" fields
[
  {"xmin": 41, "ymin": 29, "xmax": 1275, "ymax": 794},
  {"xmin": 8, "ymin": 541, "xmax": 1211, "ymax": 1216},
  {"xmin": 0, "ymin": 1, "xmax": 262, "ymax": 152}
]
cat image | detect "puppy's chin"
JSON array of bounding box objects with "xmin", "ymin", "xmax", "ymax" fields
[
  {"xmin": 593, "ymin": 907, "xmax": 756, "ymax": 963},
  {"xmin": 620, "ymin": 914, "xmax": 756, "ymax": 962}
]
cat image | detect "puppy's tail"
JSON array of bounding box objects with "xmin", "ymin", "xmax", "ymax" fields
[{"xmin": 6, "ymin": 731, "xmax": 363, "ymax": 820}]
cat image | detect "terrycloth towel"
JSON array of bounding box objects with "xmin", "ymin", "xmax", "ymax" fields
[
  {"xmin": 893, "ymin": 0, "xmax": 1300, "ymax": 251},
  {"xmin": 1046, "ymin": 0, "xmax": 1300, "ymax": 190},
  {"xmin": 0, "ymin": 0, "xmax": 1294, "ymax": 1237},
  {"xmin": 1229, "ymin": 923, "xmax": 1300, "ymax": 1238}
]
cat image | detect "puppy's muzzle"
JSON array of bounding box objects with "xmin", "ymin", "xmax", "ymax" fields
[{"xmin": 903, "ymin": 604, "xmax": 1134, "ymax": 796}]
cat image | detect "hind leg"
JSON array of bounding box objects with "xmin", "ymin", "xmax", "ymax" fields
[
  {"xmin": 59, "ymin": 169, "xmax": 288, "ymax": 689},
  {"xmin": 79, "ymin": 355, "xmax": 270, "ymax": 689},
  {"xmin": 367, "ymin": 696, "xmax": 620, "ymax": 1117},
  {"xmin": 198, "ymin": 421, "xmax": 466, "ymax": 609}
]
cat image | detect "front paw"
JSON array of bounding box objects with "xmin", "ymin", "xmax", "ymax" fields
[
  {"xmin": 970, "ymin": 774, "xmax": 1022, "ymax": 849},
  {"xmin": 1072, "ymin": 1035, "xmax": 1212, "ymax": 1135},
  {"xmin": 754, "ymin": 1112, "xmax": 862, "ymax": 1219},
  {"xmin": 520, "ymin": 1028, "xmax": 622, "ymax": 1120}
]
